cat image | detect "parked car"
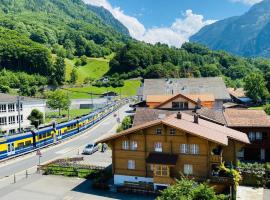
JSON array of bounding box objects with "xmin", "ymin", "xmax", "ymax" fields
[{"xmin": 82, "ymin": 143, "xmax": 99, "ymax": 155}]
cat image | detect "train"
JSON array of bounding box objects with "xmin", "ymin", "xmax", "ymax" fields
[{"xmin": 0, "ymin": 100, "xmax": 124, "ymax": 160}]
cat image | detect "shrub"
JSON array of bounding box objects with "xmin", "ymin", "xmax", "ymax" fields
[{"xmin": 264, "ymin": 104, "xmax": 270, "ymax": 115}]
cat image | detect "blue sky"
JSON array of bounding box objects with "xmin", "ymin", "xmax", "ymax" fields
[
  {"xmin": 109, "ymin": 0, "xmax": 251, "ymax": 28},
  {"xmin": 84, "ymin": 0, "xmax": 262, "ymax": 47}
]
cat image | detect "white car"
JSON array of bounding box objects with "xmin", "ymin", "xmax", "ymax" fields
[{"xmin": 82, "ymin": 143, "xmax": 99, "ymax": 155}]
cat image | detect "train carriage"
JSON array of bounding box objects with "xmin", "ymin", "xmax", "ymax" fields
[
  {"xmin": 35, "ymin": 126, "xmax": 55, "ymax": 148},
  {"xmin": 0, "ymin": 132, "xmax": 34, "ymax": 159},
  {"xmin": 56, "ymin": 119, "xmax": 78, "ymax": 139}
]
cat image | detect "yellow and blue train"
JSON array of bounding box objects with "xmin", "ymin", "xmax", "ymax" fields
[{"xmin": 0, "ymin": 101, "xmax": 122, "ymax": 160}]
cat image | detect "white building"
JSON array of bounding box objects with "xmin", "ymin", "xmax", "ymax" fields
[{"xmin": 0, "ymin": 93, "xmax": 46, "ymax": 135}]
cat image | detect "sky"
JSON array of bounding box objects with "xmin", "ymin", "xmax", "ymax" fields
[{"xmin": 83, "ymin": 0, "xmax": 263, "ymax": 47}]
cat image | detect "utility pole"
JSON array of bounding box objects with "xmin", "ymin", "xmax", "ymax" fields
[
  {"xmin": 17, "ymin": 96, "xmax": 23, "ymax": 134},
  {"xmin": 67, "ymin": 91, "xmax": 70, "ymax": 120}
]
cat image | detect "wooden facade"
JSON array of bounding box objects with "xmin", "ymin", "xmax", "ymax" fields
[{"xmin": 105, "ymin": 122, "xmax": 245, "ymax": 188}]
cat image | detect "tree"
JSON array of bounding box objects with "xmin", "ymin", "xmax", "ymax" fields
[
  {"xmin": 200, "ymin": 64, "xmax": 221, "ymax": 77},
  {"xmin": 157, "ymin": 178, "xmax": 226, "ymax": 200},
  {"xmin": 0, "ymin": 84, "xmax": 10, "ymax": 93},
  {"xmin": 80, "ymin": 55, "xmax": 88, "ymax": 65},
  {"xmin": 244, "ymin": 72, "xmax": 269, "ymax": 103},
  {"xmin": 46, "ymin": 90, "xmax": 71, "ymax": 116},
  {"xmin": 52, "ymin": 56, "xmax": 66, "ymax": 86},
  {"xmin": 117, "ymin": 116, "xmax": 132, "ymax": 132},
  {"xmin": 264, "ymin": 104, "xmax": 270, "ymax": 115},
  {"xmin": 27, "ymin": 109, "xmax": 44, "ymax": 128},
  {"xmin": 70, "ymin": 68, "xmax": 78, "ymax": 84}
]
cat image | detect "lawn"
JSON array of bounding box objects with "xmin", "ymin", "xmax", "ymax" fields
[
  {"xmin": 65, "ymin": 57, "xmax": 110, "ymax": 84},
  {"xmin": 45, "ymin": 108, "xmax": 92, "ymax": 123},
  {"xmin": 63, "ymin": 80, "xmax": 141, "ymax": 99},
  {"xmin": 248, "ymin": 106, "xmax": 264, "ymax": 110}
]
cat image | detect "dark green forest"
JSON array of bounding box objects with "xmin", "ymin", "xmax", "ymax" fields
[{"xmin": 1, "ymin": 0, "xmax": 270, "ymax": 100}]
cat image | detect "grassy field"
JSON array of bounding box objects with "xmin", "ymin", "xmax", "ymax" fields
[
  {"xmin": 45, "ymin": 108, "xmax": 92, "ymax": 123},
  {"xmin": 64, "ymin": 79, "xmax": 141, "ymax": 99},
  {"xmin": 65, "ymin": 57, "xmax": 110, "ymax": 84}
]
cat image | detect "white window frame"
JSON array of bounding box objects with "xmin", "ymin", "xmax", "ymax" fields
[
  {"xmin": 170, "ymin": 128, "xmax": 176, "ymax": 135},
  {"xmin": 184, "ymin": 164, "xmax": 193, "ymax": 175},
  {"xmin": 130, "ymin": 141, "xmax": 138, "ymax": 150},
  {"xmin": 156, "ymin": 128, "xmax": 162, "ymax": 135},
  {"xmin": 180, "ymin": 144, "xmax": 189, "ymax": 154},
  {"xmin": 154, "ymin": 142, "xmax": 162, "ymax": 152},
  {"xmin": 16, "ymin": 115, "xmax": 23, "ymax": 123},
  {"xmin": 8, "ymin": 116, "xmax": 16, "ymax": 124},
  {"xmin": 128, "ymin": 160, "xmax": 135, "ymax": 170},
  {"xmin": 261, "ymin": 149, "xmax": 265, "ymax": 161},
  {"xmin": 8, "ymin": 103, "xmax": 15, "ymax": 112},
  {"xmin": 256, "ymin": 132, "xmax": 262, "ymax": 140},
  {"xmin": 190, "ymin": 144, "xmax": 199, "ymax": 155},
  {"xmin": 0, "ymin": 104, "xmax": 6, "ymax": 113},
  {"xmin": 0, "ymin": 117, "xmax": 7, "ymax": 125},
  {"xmin": 122, "ymin": 140, "xmax": 129, "ymax": 150},
  {"xmin": 248, "ymin": 132, "xmax": 256, "ymax": 141}
]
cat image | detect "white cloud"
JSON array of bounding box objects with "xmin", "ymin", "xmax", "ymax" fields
[
  {"xmin": 230, "ymin": 0, "xmax": 262, "ymax": 5},
  {"xmin": 83, "ymin": 0, "xmax": 216, "ymax": 47}
]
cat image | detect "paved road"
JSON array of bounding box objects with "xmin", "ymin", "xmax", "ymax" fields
[{"xmin": 0, "ymin": 104, "xmax": 131, "ymax": 179}]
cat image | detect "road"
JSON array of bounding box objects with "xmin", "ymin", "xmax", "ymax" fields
[{"xmin": 0, "ymin": 104, "xmax": 131, "ymax": 179}]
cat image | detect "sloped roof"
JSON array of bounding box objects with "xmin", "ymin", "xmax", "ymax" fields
[
  {"xmin": 0, "ymin": 93, "xmax": 45, "ymax": 103},
  {"xmin": 224, "ymin": 109, "xmax": 270, "ymax": 127},
  {"xmin": 155, "ymin": 93, "xmax": 198, "ymax": 108},
  {"xmin": 98, "ymin": 112, "xmax": 250, "ymax": 145},
  {"xmin": 197, "ymin": 107, "xmax": 227, "ymax": 125},
  {"xmin": 146, "ymin": 95, "xmax": 173, "ymax": 103},
  {"xmin": 227, "ymin": 88, "xmax": 246, "ymax": 98},
  {"xmin": 142, "ymin": 77, "xmax": 231, "ymax": 100},
  {"xmin": 133, "ymin": 108, "xmax": 178, "ymax": 126}
]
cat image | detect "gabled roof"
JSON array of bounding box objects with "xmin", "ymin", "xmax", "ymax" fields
[
  {"xmin": 142, "ymin": 77, "xmax": 231, "ymax": 100},
  {"xmin": 146, "ymin": 95, "xmax": 173, "ymax": 103},
  {"xmin": 98, "ymin": 112, "xmax": 250, "ymax": 146},
  {"xmin": 155, "ymin": 93, "xmax": 198, "ymax": 108}
]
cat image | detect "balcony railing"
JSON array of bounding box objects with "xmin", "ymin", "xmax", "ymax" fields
[{"xmin": 210, "ymin": 155, "xmax": 222, "ymax": 163}]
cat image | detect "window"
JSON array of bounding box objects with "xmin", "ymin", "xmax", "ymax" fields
[
  {"xmin": 190, "ymin": 144, "xmax": 199, "ymax": 154},
  {"xmin": 130, "ymin": 141, "xmax": 138, "ymax": 150},
  {"xmin": 150, "ymin": 164, "xmax": 154, "ymax": 171},
  {"xmin": 8, "ymin": 116, "xmax": 16, "ymax": 124},
  {"xmin": 184, "ymin": 164, "xmax": 193, "ymax": 175},
  {"xmin": 261, "ymin": 149, "xmax": 265, "ymax": 161},
  {"xmin": 0, "ymin": 104, "xmax": 6, "ymax": 112},
  {"xmin": 155, "ymin": 165, "xmax": 169, "ymax": 177},
  {"xmin": 256, "ymin": 132, "xmax": 262, "ymax": 140},
  {"xmin": 25, "ymin": 140, "xmax": 32, "ymax": 147},
  {"xmin": 0, "ymin": 117, "xmax": 7, "ymax": 125},
  {"xmin": 17, "ymin": 142, "xmax": 24, "ymax": 149},
  {"xmin": 16, "ymin": 103, "xmax": 23, "ymax": 111},
  {"xmin": 122, "ymin": 140, "xmax": 129, "ymax": 150},
  {"xmin": 170, "ymin": 128, "xmax": 176, "ymax": 135},
  {"xmin": 172, "ymin": 102, "xmax": 189, "ymax": 109},
  {"xmin": 154, "ymin": 142, "xmax": 162, "ymax": 152},
  {"xmin": 180, "ymin": 144, "xmax": 189, "ymax": 154},
  {"xmin": 128, "ymin": 160, "xmax": 135, "ymax": 169},
  {"xmin": 8, "ymin": 104, "xmax": 15, "ymax": 112},
  {"xmin": 16, "ymin": 115, "xmax": 23, "ymax": 123},
  {"xmin": 248, "ymin": 132, "xmax": 256, "ymax": 141},
  {"xmin": 156, "ymin": 128, "xmax": 162, "ymax": 135},
  {"xmin": 9, "ymin": 129, "xmax": 15, "ymax": 134}
]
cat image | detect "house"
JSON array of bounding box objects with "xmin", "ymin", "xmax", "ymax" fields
[
  {"xmin": 98, "ymin": 112, "xmax": 249, "ymax": 190},
  {"xmin": 0, "ymin": 93, "xmax": 46, "ymax": 135},
  {"xmin": 197, "ymin": 108, "xmax": 270, "ymax": 162},
  {"xmin": 227, "ymin": 88, "xmax": 252, "ymax": 105},
  {"xmin": 141, "ymin": 78, "xmax": 231, "ymax": 109},
  {"xmin": 146, "ymin": 93, "xmax": 215, "ymax": 109}
]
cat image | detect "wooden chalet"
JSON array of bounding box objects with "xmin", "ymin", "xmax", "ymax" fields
[{"xmin": 98, "ymin": 112, "xmax": 249, "ymax": 191}]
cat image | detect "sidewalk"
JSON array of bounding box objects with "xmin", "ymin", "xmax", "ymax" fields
[{"xmin": 237, "ymin": 186, "xmax": 264, "ymax": 200}]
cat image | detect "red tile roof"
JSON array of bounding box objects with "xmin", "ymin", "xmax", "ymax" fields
[{"xmin": 98, "ymin": 112, "xmax": 250, "ymax": 145}]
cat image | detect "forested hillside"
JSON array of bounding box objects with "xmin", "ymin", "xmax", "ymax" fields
[{"xmin": 109, "ymin": 42, "xmax": 270, "ymax": 87}]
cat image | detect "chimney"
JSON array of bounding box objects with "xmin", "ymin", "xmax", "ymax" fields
[
  {"xmin": 194, "ymin": 114, "xmax": 199, "ymax": 124},
  {"xmin": 177, "ymin": 112, "xmax": 182, "ymax": 119}
]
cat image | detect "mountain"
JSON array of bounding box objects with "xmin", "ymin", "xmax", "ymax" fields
[{"xmin": 191, "ymin": 0, "xmax": 270, "ymax": 58}]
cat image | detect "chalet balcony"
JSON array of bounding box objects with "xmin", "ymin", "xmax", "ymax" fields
[
  {"xmin": 153, "ymin": 176, "xmax": 175, "ymax": 185},
  {"xmin": 210, "ymin": 155, "xmax": 223, "ymax": 163}
]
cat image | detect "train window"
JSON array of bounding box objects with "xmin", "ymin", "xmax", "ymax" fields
[
  {"xmin": 25, "ymin": 141, "xmax": 31, "ymax": 147},
  {"xmin": 38, "ymin": 135, "xmax": 41, "ymax": 140},
  {"xmin": 47, "ymin": 132, "xmax": 51, "ymax": 137},
  {"xmin": 18, "ymin": 142, "xmax": 24, "ymax": 149}
]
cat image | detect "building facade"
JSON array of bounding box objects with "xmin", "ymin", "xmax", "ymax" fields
[
  {"xmin": 98, "ymin": 112, "xmax": 249, "ymax": 190},
  {"xmin": 0, "ymin": 93, "xmax": 46, "ymax": 135}
]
